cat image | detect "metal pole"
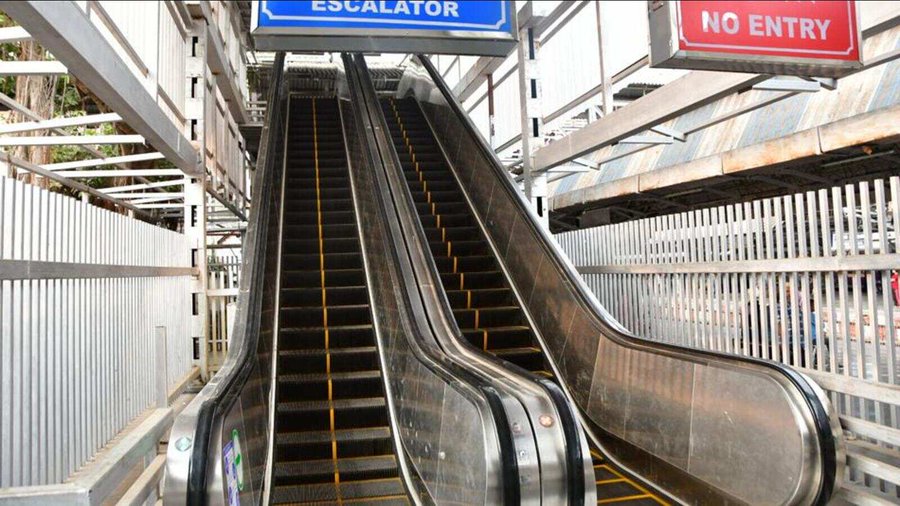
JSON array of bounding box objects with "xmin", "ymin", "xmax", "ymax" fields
[
  {"xmin": 596, "ymin": 1, "xmax": 612, "ymax": 116},
  {"xmin": 487, "ymin": 73, "xmax": 496, "ymax": 149}
]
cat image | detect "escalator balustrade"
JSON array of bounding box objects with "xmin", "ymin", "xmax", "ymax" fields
[{"xmin": 381, "ymin": 97, "xmax": 668, "ymax": 506}]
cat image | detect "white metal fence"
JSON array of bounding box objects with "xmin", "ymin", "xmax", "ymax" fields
[
  {"xmin": 556, "ymin": 176, "xmax": 900, "ymax": 502},
  {"xmin": 207, "ymin": 253, "xmax": 239, "ymax": 375},
  {"xmin": 0, "ymin": 174, "xmax": 195, "ymax": 487}
]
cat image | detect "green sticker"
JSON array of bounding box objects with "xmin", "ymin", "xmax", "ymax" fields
[
  {"xmin": 174, "ymin": 436, "xmax": 193, "ymax": 452},
  {"xmin": 232, "ymin": 429, "xmax": 244, "ymax": 491}
]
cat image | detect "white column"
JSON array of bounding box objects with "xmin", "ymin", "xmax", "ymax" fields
[
  {"xmin": 517, "ymin": 25, "xmax": 548, "ymax": 228},
  {"xmin": 185, "ymin": 20, "xmax": 210, "ymax": 380}
]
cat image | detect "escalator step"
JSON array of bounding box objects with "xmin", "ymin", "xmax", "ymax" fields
[
  {"xmin": 274, "ymin": 454, "xmax": 398, "ymax": 484},
  {"xmin": 277, "ymin": 398, "xmax": 388, "ymax": 431},
  {"xmin": 278, "ymin": 345, "xmax": 378, "ymax": 373},
  {"xmin": 460, "ymin": 326, "xmax": 534, "ymax": 349},
  {"xmin": 279, "ymin": 397, "xmax": 386, "ymax": 413},
  {"xmin": 279, "ymin": 324, "xmax": 374, "ymax": 349},
  {"xmin": 446, "ymin": 288, "xmax": 513, "ymax": 307},
  {"xmin": 452, "ymin": 306, "xmax": 525, "ymax": 328},
  {"xmin": 278, "ymin": 426, "xmax": 392, "ymax": 446},
  {"xmin": 280, "ymin": 304, "xmax": 371, "ymax": 327},
  {"xmin": 280, "ymin": 369, "xmax": 382, "ymax": 384},
  {"xmin": 272, "ymin": 477, "xmax": 405, "ymax": 504},
  {"xmin": 280, "ymin": 285, "xmax": 368, "ymax": 307},
  {"xmin": 282, "ymin": 268, "xmax": 365, "ymax": 288},
  {"xmin": 279, "ymin": 371, "xmax": 382, "ymax": 401},
  {"xmin": 276, "ymin": 426, "xmax": 396, "ymax": 462}
]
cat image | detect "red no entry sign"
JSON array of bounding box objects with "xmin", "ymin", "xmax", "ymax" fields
[{"xmin": 650, "ymin": 1, "xmax": 862, "ymax": 76}]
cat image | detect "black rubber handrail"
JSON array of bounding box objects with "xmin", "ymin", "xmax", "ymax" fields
[{"xmin": 414, "ymin": 53, "xmax": 839, "ymax": 505}]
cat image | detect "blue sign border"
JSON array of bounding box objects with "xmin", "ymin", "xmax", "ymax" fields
[{"xmin": 251, "ymin": 1, "xmax": 517, "ymax": 56}]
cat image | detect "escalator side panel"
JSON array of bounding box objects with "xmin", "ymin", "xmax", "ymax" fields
[
  {"xmin": 393, "ymin": 55, "xmax": 841, "ymax": 506},
  {"xmin": 343, "ymin": 57, "xmax": 515, "ymax": 505},
  {"xmin": 381, "ymin": 97, "xmax": 669, "ymax": 506}
]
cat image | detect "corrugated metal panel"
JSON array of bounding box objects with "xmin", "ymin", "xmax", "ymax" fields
[
  {"xmin": 738, "ymin": 93, "xmax": 812, "ymax": 147},
  {"xmin": 157, "ymin": 2, "xmax": 187, "ymax": 128},
  {"xmin": 0, "ymin": 175, "xmax": 193, "ymax": 487},
  {"xmin": 97, "ymin": 1, "xmax": 159, "ymax": 76},
  {"xmin": 493, "ymin": 69, "xmax": 522, "ymax": 149},
  {"xmin": 864, "ymin": 37, "xmax": 900, "ymax": 111},
  {"xmin": 654, "ymin": 105, "xmax": 714, "ymax": 168},
  {"xmin": 538, "ymin": 7, "xmax": 600, "ymax": 117}
]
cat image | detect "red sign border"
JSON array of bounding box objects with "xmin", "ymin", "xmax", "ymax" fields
[{"xmin": 674, "ymin": 1, "xmax": 859, "ymax": 60}]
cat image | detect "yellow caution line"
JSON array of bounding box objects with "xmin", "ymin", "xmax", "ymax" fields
[
  {"xmin": 596, "ymin": 461, "xmax": 668, "ymax": 505},
  {"xmin": 597, "ymin": 494, "xmax": 652, "ymax": 504}
]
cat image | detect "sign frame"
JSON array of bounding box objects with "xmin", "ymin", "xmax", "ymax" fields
[
  {"xmin": 251, "ymin": 1, "xmax": 518, "ymax": 56},
  {"xmin": 648, "ymin": 0, "xmax": 863, "ymax": 77}
]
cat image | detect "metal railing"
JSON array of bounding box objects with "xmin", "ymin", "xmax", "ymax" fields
[
  {"xmin": 207, "ymin": 254, "xmax": 240, "ymax": 375},
  {"xmin": 0, "ymin": 173, "xmax": 195, "ymax": 489},
  {"xmin": 556, "ymin": 176, "xmax": 900, "ymax": 503}
]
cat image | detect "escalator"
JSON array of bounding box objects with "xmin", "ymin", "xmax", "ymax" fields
[
  {"xmin": 167, "ymin": 52, "xmax": 840, "ymax": 506},
  {"xmin": 380, "ymin": 97, "xmax": 668, "ymax": 506},
  {"xmin": 271, "ymin": 97, "xmax": 408, "ymax": 505},
  {"xmin": 168, "ymin": 53, "xmax": 589, "ymax": 506}
]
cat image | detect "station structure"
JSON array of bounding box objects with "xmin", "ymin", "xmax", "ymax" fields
[{"xmin": 0, "ymin": 1, "xmax": 897, "ymax": 505}]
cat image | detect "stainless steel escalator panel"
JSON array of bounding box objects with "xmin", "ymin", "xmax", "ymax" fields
[
  {"xmin": 392, "ymin": 55, "xmax": 843, "ymax": 506},
  {"xmin": 358, "ymin": 55, "xmax": 597, "ymax": 506},
  {"xmin": 340, "ymin": 59, "xmax": 511, "ymax": 506}
]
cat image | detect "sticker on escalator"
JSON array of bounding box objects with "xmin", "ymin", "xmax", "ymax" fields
[
  {"xmin": 223, "ymin": 440, "xmax": 239, "ymax": 506},
  {"xmin": 223, "ymin": 429, "xmax": 244, "ymax": 506}
]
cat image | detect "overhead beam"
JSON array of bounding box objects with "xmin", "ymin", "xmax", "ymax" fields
[
  {"xmin": 2, "ymin": 153, "xmax": 152, "ymax": 218},
  {"xmin": 753, "ymin": 77, "xmax": 822, "ymax": 93},
  {"xmin": 43, "ymin": 151, "xmax": 164, "ymax": 171},
  {"xmin": 0, "ymin": 134, "xmax": 144, "ymax": 146},
  {"xmin": 102, "ymin": 179, "xmax": 187, "ymax": 194},
  {"xmin": 115, "ymin": 192, "xmax": 184, "ymax": 199},
  {"xmin": 0, "ymin": 112, "xmax": 121, "ymax": 135},
  {"xmin": 0, "ymin": 60, "xmax": 67, "ymax": 76},
  {"xmin": 132, "ymin": 196, "xmax": 183, "ymax": 205},
  {"xmin": 136, "ymin": 203, "xmax": 183, "ymax": 209},
  {"xmin": 55, "ymin": 169, "xmax": 183, "ymax": 178},
  {"xmin": 2, "ymin": 1, "xmax": 200, "ymax": 175},
  {"xmin": 533, "ymin": 71, "xmax": 767, "ymax": 172},
  {"xmin": 0, "ymin": 25, "xmax": 31, "ymax": 43}
]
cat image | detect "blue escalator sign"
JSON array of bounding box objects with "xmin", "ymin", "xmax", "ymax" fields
[{"xmin": 251, "ymin": 1, "xmax": 517, "ymax": 56}]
